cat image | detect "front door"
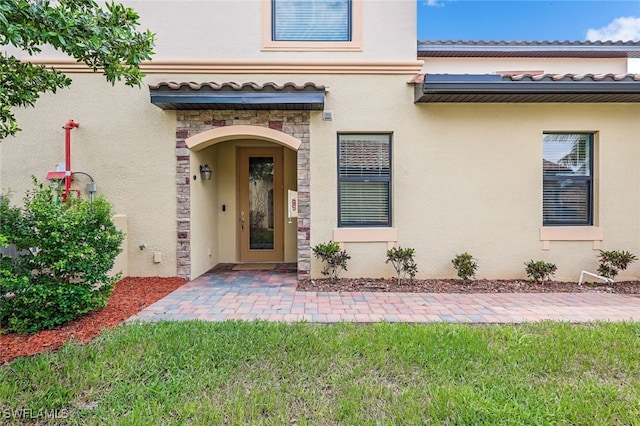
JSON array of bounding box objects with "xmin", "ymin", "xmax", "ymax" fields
[{"xmin": 237, "ymin": 147, "xmax": 284, "ymax": 262}]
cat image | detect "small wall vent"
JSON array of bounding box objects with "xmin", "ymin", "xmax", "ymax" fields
[{"xmin": 322, "ymin": 110, "xmax": 333, "ymax": 121}]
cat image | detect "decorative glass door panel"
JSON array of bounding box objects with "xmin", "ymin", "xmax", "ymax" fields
[
  {"xmin": 249, "ymin": 157, "xmax": 275, "ymax": 250},
  {"xmin": 238, "ymin": 147, "xmax": 284, "ymax": 262}
]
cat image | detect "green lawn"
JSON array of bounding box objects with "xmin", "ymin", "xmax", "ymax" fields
[{"xmin": 1, "ymin": 321, "xmax": 640, "ymax": 425}]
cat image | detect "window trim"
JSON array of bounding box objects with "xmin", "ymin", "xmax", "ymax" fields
[
  {"xmin": 337, "ymin": 132, "xmax": 392, "ymax": 228},
  {"xmin": 539, "ymin": 226, "xmax": 603, "ymax": 250},
  {"xmin": 333, "ymin": 227, "xmax": 398, "ymax": 249},
  {"xmin": 261, "ymin": 0, "xmax": 362, "ymax": 51},
  {"xmin": 542, "ymin": 132, "xmax": 594, "ymax": 226}
]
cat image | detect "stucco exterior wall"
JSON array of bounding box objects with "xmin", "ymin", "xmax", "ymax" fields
[
  {"xmin": 3, "ymin": 0, "xmax": 639, "ymax": 282},
  {"xmin": 305, "ymin": 73, "xmax": 640, "ymax": 281},
  {"xmin": 189, "ymin": 146, "xmax": 219, "ymax": 277},
  {"xmin": 3, "ymin": 66, "xmax": 640, "ymax": 282},
  {"xmin": 9, "ymin": 0, "xmax": 416, "ymax": 64},
  {"xmin": 403, "ymin": 103, "xmax": 640, "ymax": 281},
  {"xmin": 2, "ymin": 72, "xmax": 311, "ymax": 279},
  {"xmin": 130, "ymin": 0, "xmax": 416, "ymax": 62},
  {"xmin": 2, "ymin": 74, "xmax": 178, "ymax": 277}
]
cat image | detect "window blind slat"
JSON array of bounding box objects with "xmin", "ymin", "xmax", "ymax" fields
[
  {"xmin": 338, "ymin": 134, "xmax": 391, "ymax": 227},
  {"xmin": 340, "ymin": 182, "xmax": 389, "ymax": 225},
  {"xmin": 543, "ymin": 180, "xmax": 589, "ymax": 223},
  {"xmin": 273, "ymin": 0, "xmax": 351, "ymax": 41},
  {"xmin": 542, "ymin": 133, "xmax": 592, "ymax": 225}
]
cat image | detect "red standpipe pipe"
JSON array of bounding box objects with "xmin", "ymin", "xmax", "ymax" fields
[{"xmin": 62, "ymin": 120, "xmax": 79, "ymax": 200}]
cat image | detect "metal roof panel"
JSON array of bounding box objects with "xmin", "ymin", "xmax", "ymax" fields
[{"xmin": 416, "ymin": 73, "xmax": 640, "ymax": 103}]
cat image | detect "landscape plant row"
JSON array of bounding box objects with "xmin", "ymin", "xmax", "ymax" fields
[{"xmin": 312, "ymin": 241, "xmax": 637, "ymax": 284}]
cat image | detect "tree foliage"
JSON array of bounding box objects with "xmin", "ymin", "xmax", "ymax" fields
[{"xmin": 0, "ymin": 0, "xmax": 155, "ymax": 139}]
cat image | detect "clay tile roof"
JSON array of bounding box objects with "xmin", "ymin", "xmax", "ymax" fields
[
  {"xmin": 149, "ymin": 81, "xmax": 326, "ymax": 110},
  {"xmin": 506, "ymin": 73, "xmax": 640, "ymax": 82},
  {"xmin": 149, "ymin": 81, "xmax": 325, "ymax": 92},
  {"xmin": 417, "ymin": 40, "xmax": 640, "ymax": 58}
]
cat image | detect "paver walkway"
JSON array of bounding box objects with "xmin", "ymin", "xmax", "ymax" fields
[{"xmin": 128, "ymin": 266, "xmax": 640, "ymax": 324}]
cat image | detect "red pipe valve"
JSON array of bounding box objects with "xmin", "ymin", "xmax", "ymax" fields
[{"xmin": 62, "ymin": 120, "xmax": 80, "ymax": 201}]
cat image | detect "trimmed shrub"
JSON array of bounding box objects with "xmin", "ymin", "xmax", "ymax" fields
[
  {"xmin": 452, "ymin": 252, "xmax": 478, "ymax": 282},
  {"xmin": 524, "ymin": 260, "xmax": 557, "ymax": 283},
  {"xmin": 386, "ymin": 246, "xmax": 418, "ymax": 285},
  {"xmin": 0, "ymin": 181, "xmax": 123, "ymax": 333},
  {"xmin": 312, "ymin": 241, "xmax": 350, "ymax": 282},
  {"xmin": 598, "ymin": 250, "xmax": 637, "ymax": 281}
]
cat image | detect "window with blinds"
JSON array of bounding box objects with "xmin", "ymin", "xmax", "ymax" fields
[
  {"xmin": 542, "ymin": 133, "xmax": 593, "ymax": 226},
  {"xmin": 338, "ymin": 134, "xmax": 391, "ymax": 227},
  {"xmin": 272, "ymin": 0, "xmax": 351, "ymax": 41}
]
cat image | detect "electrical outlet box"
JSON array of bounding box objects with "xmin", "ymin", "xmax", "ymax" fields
[
  {"xmin": 86, "ymin": 182, "xmax": 97, "ymax": 193},
  {"xmin": 153, "ymin": 251, "xmax": 162, "ymax": 263}
]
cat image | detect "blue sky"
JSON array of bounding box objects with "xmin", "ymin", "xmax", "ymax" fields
[{"xmin": 418, "ymin": 1, "xmax": 640, "ymax": 42}]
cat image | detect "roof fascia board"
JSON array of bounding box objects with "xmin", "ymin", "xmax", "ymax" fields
[
  {"xmin": 417, "ymin": 42, "xmax": 640, "ymax": 58},
  {"xmin": 150, "ymin": 91, "xmax": 325, "ymax": 106}
]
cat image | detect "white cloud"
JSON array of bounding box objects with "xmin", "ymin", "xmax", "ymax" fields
[
  {"xmin": 586, "ymin": 16, "xmax": 640, "ymax": 41},
  {"xmin": 423, "ymin": 0, "xmax": 445, "ymax": 7}
]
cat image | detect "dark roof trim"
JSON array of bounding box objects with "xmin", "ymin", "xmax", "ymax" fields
[
  {"xmin": 149, "ymin": 81, "xmax": 326, "ymax": 110},
  {"xmin": 418, "ymin": 40, "xmax": 640, "ymax": 58},
  {"xmin": 415, "ymin": 73, "xmax": 640, "ymax": 103}
]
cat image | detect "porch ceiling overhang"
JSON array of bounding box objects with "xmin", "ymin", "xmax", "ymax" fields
[
  {"xmin": 414, "ymin": 73, "xmax": 640, "ymax": 103},
  {"xmin": 149, "ymin": 81, "xmax": 326, "ymax": 110}
]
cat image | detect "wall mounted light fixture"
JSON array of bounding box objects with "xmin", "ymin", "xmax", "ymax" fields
[{"xmin": 200, "ymin": 164, "xmax": 212, "ymax": 181}]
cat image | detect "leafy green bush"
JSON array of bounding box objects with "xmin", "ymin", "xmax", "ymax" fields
[
  {"xmin": 452, "ymin": 252, "xmax": 478, "ymax": 282},
  {"xmin": 524, "ymin": 260, "xmax": 557, "ymax": 283},
  {"xmin": 597, "ymin": 250, "xmax": 637, "ymax": 281},
  {"xmin": 386, "ymin": 246, "xmax": 418, "ymax": 285},
  {"xmin": 0, "ymin": 181, "xmax": 123, "ymax": 333},
  {"xmin": 312, "ymin": 241, "xmax": 350, "ymax": 282}
]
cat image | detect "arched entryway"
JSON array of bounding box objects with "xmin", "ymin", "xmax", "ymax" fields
[
  {"xmin": 185, "ymin": 125, "xmax": 302, "ymax": 152},
  {"xmin": 174, "ymin": 117, "xmax": 311, "ymax": 281}
]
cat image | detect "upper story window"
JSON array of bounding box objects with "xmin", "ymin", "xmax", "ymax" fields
[
  {"xmin": 273, "ymin": 0, "xmax": 351, "ymax": 41},
  {"xmin": 338, "ymin": 133, "xmax": 392, "ymax": 227},
  {"xmin": 543, "ymin": 133, "xmax": 593, "ymax": 226},
  {"xmin": 262, "ymin": 0, "xmax": 362, "ymax": 51}
]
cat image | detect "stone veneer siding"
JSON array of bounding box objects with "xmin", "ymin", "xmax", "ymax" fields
[{"xmin": 175, "ymin": 110, "xmax": 311, "ymax": 280}]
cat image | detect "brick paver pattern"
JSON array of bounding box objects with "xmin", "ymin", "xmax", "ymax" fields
[{"xmin": 128, "ymin": 268, "xmax": 640, "ymax": 324}]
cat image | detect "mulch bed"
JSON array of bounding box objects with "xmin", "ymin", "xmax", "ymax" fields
[
  {"xmin": 0, "ymin": 277, "xmax": 186, "ymax": 365},
  {"xmin": 297, "ymin": 277, "xmax": 640, "ymax": 294}
]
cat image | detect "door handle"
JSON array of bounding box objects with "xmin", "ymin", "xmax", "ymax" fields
[{"xmin": 240, "ymin": 210, "xmax": 245, "ymax": 231}]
